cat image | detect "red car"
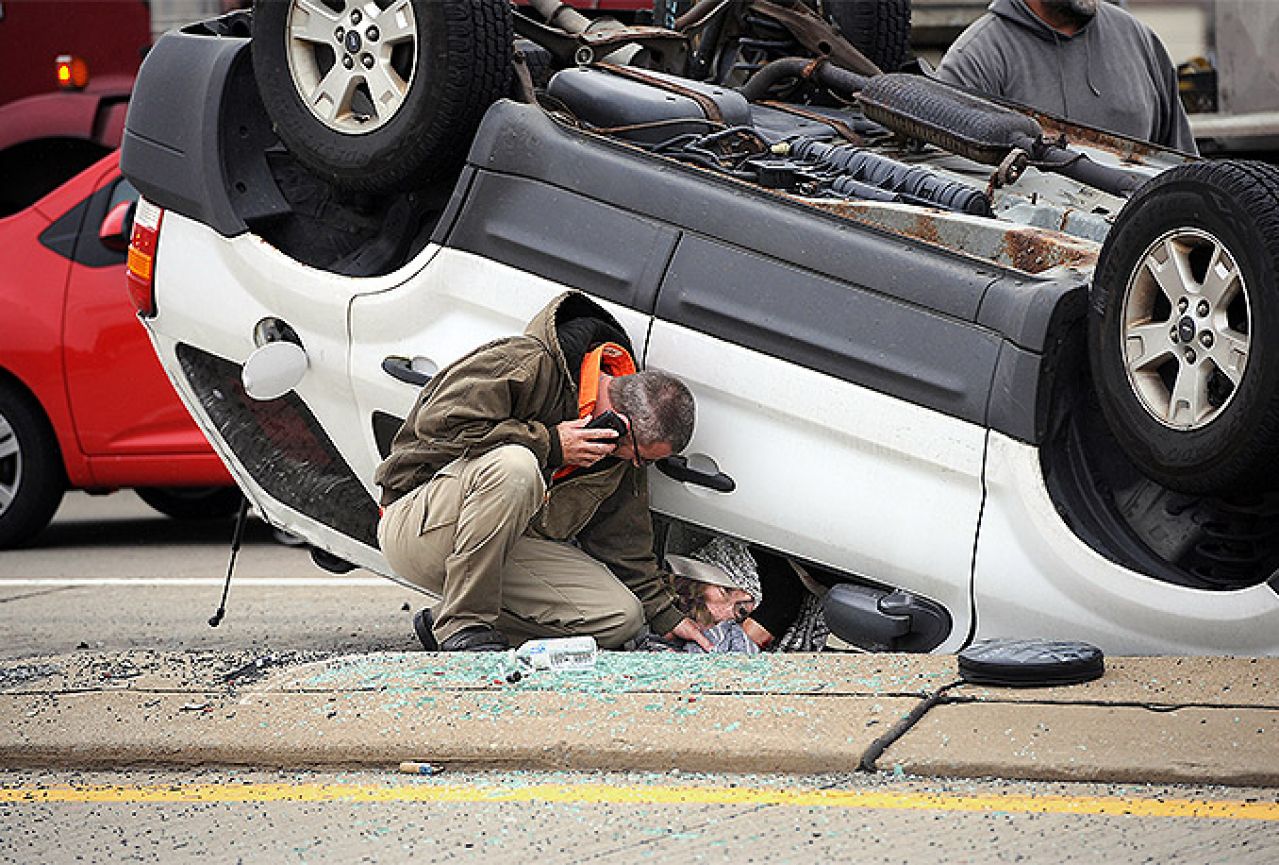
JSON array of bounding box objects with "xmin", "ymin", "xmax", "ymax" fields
[{"xmin": 0, "ymin": 151, "xmax": 236, "ymax": 548}]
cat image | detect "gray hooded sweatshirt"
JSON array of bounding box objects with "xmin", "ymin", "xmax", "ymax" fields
[{"xmin": 936, "ymin": 0, "xmax": 1197, "ymax": 153}]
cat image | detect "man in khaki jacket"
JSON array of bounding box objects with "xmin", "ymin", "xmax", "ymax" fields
[{"xmin": 376, "ymin": 291, "xmax": 711, "ymax": 652}]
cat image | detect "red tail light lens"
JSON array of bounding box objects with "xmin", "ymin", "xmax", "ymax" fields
[{"xmin": 127, "ymin": 198, "xmax": 163, "ymax": 317}]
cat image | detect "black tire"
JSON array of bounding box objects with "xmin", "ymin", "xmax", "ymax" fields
[
  {"xmin": 821, "ymin": 0, "xmax": 912, "ymax": 74},
  {"xmin": 1088, "ymin": 159, "xmax": 1279, "ymax": 495},
  {"xmin": 0, "ymin": 380, "xmax": 66, "ymax": 549},
  {"xmin": 514, "ymin": 38, "xmax": 554, "ymax": 91},
  {"xmin": 251, "ymin": 0, "xmax": 513, "ymax": 193},
  {"xmin": 136, "ymin": 487, "xmax": 243, "ymax": 521}
]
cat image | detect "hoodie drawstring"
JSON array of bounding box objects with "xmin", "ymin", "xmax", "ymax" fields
[{"xmin": 1053, "ymin": 25, "xmax": 1102, "ymax": 117}]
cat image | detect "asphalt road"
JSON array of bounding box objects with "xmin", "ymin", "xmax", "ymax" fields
[
  {"xmin": 0, "ymin": 491, "xmax": 424, "ymax": 657},
  {"xmin": 3, "ymin": 766, "xmax": 1275, "ymax": 864},
  {"xmin": 1, "ymin": 493, "xmax": 1276, "ymax": 864}
]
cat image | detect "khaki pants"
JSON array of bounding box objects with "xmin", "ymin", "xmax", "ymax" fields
[{"xmin": 378, "ymin": 445, "xmax": 644, "ymax": 648}]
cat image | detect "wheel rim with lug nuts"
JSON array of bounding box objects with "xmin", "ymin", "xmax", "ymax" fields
[
  {"xmin": 0, "ymin": 412, "xmax": 21, "ymax": 518},
  {"xmin": 284, "ymin": 0, "xmax": 417, "ymax": 135},
  {"xmin": 1120, "ymin": 227, "xmax": 1251, "ymax": 430}
]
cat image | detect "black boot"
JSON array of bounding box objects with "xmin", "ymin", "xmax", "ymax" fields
[
  {"xmin": 439, "ymin": 625, "xmax": 509, "ymax": 652},
  {"xmin": 412, "ymin": 608, "xmax": 440, "ymax": 652}
]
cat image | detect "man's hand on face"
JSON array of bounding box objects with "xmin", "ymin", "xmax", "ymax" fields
[
  {"xmin": 666, "ymin": 616, "xmax": 714, "ymax": 652},
  {"xmin": 557, "ymin": 416, "xmax": 620, "ymax": 468}
]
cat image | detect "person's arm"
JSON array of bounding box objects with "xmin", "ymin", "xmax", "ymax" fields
[
  {"xmin": 409, "ymin": 339, "xmax": 564, "ymax": 468},
  {"xmin": 934, "ymin": 16, "xmax": 1007, "ymax": 96},
  {"xmin": 577, "ymin": 469, "xmax": 712, "ymax": 649},
  {"xmin": 1147, "ymin": 33, "xmax": 1198, "ymax": 155}
]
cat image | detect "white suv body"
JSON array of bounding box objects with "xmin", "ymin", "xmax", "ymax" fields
[{"xmin": 122, "ymin": 8, "xmax": 1279, "ymax": 656}]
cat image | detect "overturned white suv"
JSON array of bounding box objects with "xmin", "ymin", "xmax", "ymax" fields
[{"xmin": 120, "ymin": 0, "xmax": 1279, "ymax": 655}]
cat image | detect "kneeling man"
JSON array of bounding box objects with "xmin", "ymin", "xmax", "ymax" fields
[{"xmin": 376, "ymin": 291, "xmax": 710, "ymax": 652}]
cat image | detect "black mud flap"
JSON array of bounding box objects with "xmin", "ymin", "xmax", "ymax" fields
[
  {"xmin": 958, "ymin": 638, "xmax": 1105, "ymax": 687},
  {"xmin": 822, "ymin": 583, "xmax": 951, "ymax": 652}
]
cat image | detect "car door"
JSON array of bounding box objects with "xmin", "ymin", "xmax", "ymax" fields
[
  {"xmin": 61, "ymin": 163, "xmax": 210, "ymax": 459},
  {"xmin": 346, "ymin": 168, "xmax": 672, "ymax": 554},
  {"xmin": 645, "ymin": 234, "xmax": 994, "ymax": 650}
]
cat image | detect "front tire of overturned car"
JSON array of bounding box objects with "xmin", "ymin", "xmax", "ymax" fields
[
  {"xmin": 250, "ymin": 0, "xmax": 513, "ymax": 194},
  {"xmin": 0, "ymin": 381, "xmax": 67, "ymax": 549},
  {"xmin": 1089, "ymin": 159, "xmax": 1279, "ymax": 495}
]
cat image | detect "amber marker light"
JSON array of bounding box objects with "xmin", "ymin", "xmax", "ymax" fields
[
  {"xmin": 55, "ymin": 55, "xmax": 90, "ymax": 90},
  {"xmin": 127, "ymin": 198, "xmax": 164, "ymax": 317}
]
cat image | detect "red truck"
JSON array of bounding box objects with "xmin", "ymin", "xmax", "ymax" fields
[{"xmin": 0, "ymin": 0, "xmax": 151, "ymax": 216}]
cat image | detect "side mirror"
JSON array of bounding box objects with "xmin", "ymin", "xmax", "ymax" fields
[{"xmin": 99, "ymin": 200, "xmax": 136, "ymax": 253}]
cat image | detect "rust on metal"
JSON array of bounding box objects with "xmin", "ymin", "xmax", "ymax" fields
[
  {"xmin": 910, "ymin": 213, "xmax": 943, "ymax": 246},
  {"xmin": 579, "ymin": 26, "xmax": 685, "ymax": 47},
  {"xmin": 1000, "ymin": 225, "xmax": 1098, "ymax": 273},
  {"xmin": 801, "ymin": 199, "xmax": 1097, "ymax": 275},
  {"xmin": 1029, "ymin": 111, "xmax": 1166, "ymax": 164}
]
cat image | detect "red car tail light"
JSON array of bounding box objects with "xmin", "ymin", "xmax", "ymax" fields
[{"xmin": 127, "ymin": 198, "xmax": 163, "ymax": 317}]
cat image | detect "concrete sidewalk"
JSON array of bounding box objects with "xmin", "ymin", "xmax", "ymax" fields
[{"xmin": 1, "ymin": 651, "xmax": 1275, "ymax": 786}]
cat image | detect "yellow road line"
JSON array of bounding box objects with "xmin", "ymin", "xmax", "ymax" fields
[{"xmin": 1, "ymin": 783, "xmax": 1275, "ymax": 821}]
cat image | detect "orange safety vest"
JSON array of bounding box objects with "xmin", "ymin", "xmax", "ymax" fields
[{"xmin": 553, "ymin": 342, "xmax": 636, "ymax": 481}]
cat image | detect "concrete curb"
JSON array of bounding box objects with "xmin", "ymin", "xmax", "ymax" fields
[{"xmin": 2, "ymin": 652, "xmax": 1275, "ymax": 785}]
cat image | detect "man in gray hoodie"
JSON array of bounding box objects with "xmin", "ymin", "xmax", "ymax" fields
[{"xmin": 936, "ymin": 0, "xmax": 1197, "ymax": 153}]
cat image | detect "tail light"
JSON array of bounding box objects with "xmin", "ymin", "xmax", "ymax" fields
[
  {"xmin": 127, "ymin": 197, "xmax": 163, "ymax": 317},
  {"xmin": 55, "ymin": 55, "xmax": 90, "ymax": 90}
]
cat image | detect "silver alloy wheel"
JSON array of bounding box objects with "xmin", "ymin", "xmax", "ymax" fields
[
  {"xmin": 284, "ymin": 0, "xmax": 418, "ymax": 134},
  {"xmin": 0, "ymin": 412, "xmax": 20, "ymax": 518},
  {"xmin": 1121, "ymin": 227, "xmax": 1252, "ymax": 429}
]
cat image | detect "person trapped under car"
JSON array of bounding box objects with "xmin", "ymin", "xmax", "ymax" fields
[{"xmin": 375, "ymin": 290, "xmax": 712, "ymax": 653}]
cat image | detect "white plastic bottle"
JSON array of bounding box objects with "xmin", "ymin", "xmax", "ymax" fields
[{"xmin": 513, "ymin": 636, "xmax": 598, "ymax": 672}]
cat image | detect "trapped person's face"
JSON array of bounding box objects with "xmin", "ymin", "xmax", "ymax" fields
[{"xmin": 702, "ymin": 584, "xmax": 756, "ymax": 625}]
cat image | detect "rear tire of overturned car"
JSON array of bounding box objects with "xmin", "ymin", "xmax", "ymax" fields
[
  {"xmin": 1089, "ymin": 160, "xmax": 1279, "ymax": 495},
  {"xmin": 821, "ymin": 0, "xmax": 912, "ymax": 74},
  {"xmin": 251, "ymin": 0, "xmax": 513, "ymax": 194},
  {"xmin": 0, "ymin": 381, "xmax": 66, "ymax": 549}
]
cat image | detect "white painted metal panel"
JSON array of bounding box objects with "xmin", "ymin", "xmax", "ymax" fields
[
  {"xmin": 645, "ymin": 320, "xmax": 985, "ymax": 649},
  {"xmin": 974, "ymin": 432, "xmax": 1279, "ymax": 655},
  {"xmin": 347, "ymin": 248, "xmax": 652, "ymax": 485}
]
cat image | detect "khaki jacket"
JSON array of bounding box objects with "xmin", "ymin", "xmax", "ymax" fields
[{"xmin": 374, "ymin": 292, "xmax": 683, "ymax": 635}]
